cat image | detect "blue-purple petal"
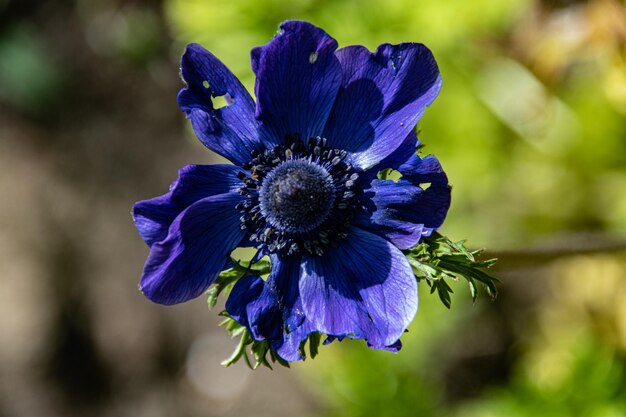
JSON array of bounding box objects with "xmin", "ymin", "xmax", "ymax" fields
[
  {"xmin": 226, "ymin": 275, "xmax": 283, "ymax": 341},
  {"xmin": 178, "ymin": 43, "xmax": 262, "ymax": 165},
  {"xmin": 226, "ymin": 254, "xmax": 313, "ymax": 361},
  {"xmin": 132, "ymin": 164, "xmax": 243, "ymax": 247},
  {"xmin": 354, "ymin": 179, "xmax": 429, "ymax": 249},
  {"xmin": 400, "ymin": 154, "xmax": 451, "ymax": 236},
  {"xmin": 355, "ymin": 154, "xmax": 451, "ymax": 248},
  {"xmin": 378, "ymin": 131, "xmax": 421, "ymax": 171},
  {"xmin": 354, "ymin": 210, "xmax": 425, "ymax": 250},
  {"xmin": 252, "ymin": 20, "xmax": 342, "ymax": 145},
  {"xmin": 354, "ymin": 134, "xmax": 440, "ymax": 250},
  {"xmin": 324, "ymin": 43, "xmax": 441, "ymax": 168},
  {"xmin": 299, "ymin": 227, "xmax": 418, "ymax": 349},
  {"xmin": 399, "ymin": 154, "xmax": 449, "ymax": 186},
  {"xmin": 139, "ymin": 192, "xmax": 246, "ymax": 305},
  {"xmin": 360, "ymin": 131, "xmax": 421, "ymax": 184},
  {"xmin": 367, "ymin": 339, "xmax": 402, "ymax": 352}
]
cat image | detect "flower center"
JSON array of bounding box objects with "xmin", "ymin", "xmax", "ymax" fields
[
  {"xmin": 259, "ymin": 160, "xmax": 335, "ymax": 233},
  {"xmin": 236, "ymin": 135, "xmax": 362, "ymax": 256}
]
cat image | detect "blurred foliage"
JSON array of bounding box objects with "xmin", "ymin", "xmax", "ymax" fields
[
  {"xmin": 165, "ymin": 0, "xmax": 626, "ymax": 416},
  {"xmin": 1, "ymin": 0, "xmax": 623, "ymax": 415},
  {"xmin": 166, "ymin": 0, "xmax": 626, "ymax": 248},
  {"xmin": 454, "ymin": 254, "xmax": 626, "ymax": 417},
  {"xmin": 297, "ymin": 290, "xmax": 473, "ymax": 417},
  {"xmin": 293, "ymin": 252, "xmax": 626, "ymax": 417},
  {"xmin": 75, "ymin": 0, "xmax": 163, "ymax": 66},
  {"xmin": 0, "ymin": 25, "xmax": 62, "ymax": 113}
]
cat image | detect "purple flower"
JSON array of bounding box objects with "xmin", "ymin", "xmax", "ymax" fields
[{"xmin": 133, "ymin": 21, "xmax": 450, "ymax": 362}]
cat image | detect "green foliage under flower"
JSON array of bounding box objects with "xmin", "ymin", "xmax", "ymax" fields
[
  {"xmin": 406, "ymin": 232, "xmax": 498, "ymax": 308},
  {"xmin": 208, "ymin": 234, "xmax": 498, "ymax": 369}
]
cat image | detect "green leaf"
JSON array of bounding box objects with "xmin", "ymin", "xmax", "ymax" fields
[
  {"xmin": 207, "ymin": 256, "xmax": 272, "ymax": 310},
  {"xmin": 467, "ymin": 277, "xmax": 478, "ymax": 301},
  {"xmin": 207, "ymin": 268, "xmax": 241, "ymax": 310},
  {"xmin": 221, "ymin": 326, "xmax": 251, "ymax": 367},
  {"xmin": 435, "ymin": 279, "xmax": 453, "ymax": 309},
  {"xmin": 231, "ymin": 257, "xmax": 271, "ymax": 275},
  {"xmin": 218, "ymin": 312, "xmax": 291, "ymax": 370},
  {"xmin": 404, "ymin": 232, "xmax": 499, "ymax": 308}
]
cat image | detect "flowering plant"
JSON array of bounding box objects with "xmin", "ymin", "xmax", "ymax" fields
[{"xmin": 133, "ymin": 21, "xmax": 497, "ymax": 367}]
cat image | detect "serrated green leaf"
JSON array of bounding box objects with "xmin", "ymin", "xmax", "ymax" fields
[
  {"xmin": 218, "ymin": 311, "xmax": 291, "ymax": 369},
  {"xmin": 206, "ymin": 286, "xmax": 219, "ymax": 309},
  {"xmin": 468, "ymin": 277, "xmax": 478, "ymax": 301},
  {"xmin": 221, "ymin": 327, "xmax": 251, "ymax": 367},
  {"xmin": 207, "ymin": 257, "xmax": 272, "ymax": 311},
  {"xmin": 269, "ymin": 348, "xmax": 291, "ymax": 368},
  {"xmin": 436, "ymin": 281, "xmax": 452, "ymax": 309},
  {"xmin": 404, "ymin": 232, "xmax": 499, "ymax": 308},
  {"xmin": 251, "ymin": 341, "xmax": 273, "ymax": 370}
]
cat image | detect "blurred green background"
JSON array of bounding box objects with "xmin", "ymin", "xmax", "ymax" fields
[{"xmin": 1, "ymin": 0, "xmax": 625, "ymax": 416}]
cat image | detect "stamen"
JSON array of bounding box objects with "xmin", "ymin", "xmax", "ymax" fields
[
  {"xmin": 259, "ymin": 159, "xmax": 335, "ymax": 234},
  {"xmin": 235, "ymin": 134, "xmax": 362, "ymax": 256}
]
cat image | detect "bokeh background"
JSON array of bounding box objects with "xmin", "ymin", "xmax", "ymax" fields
[{"xmin": 1, "ymin": 0, "xmax": 626, "ymax": 416}]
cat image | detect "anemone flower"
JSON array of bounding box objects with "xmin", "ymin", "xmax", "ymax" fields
[{"xmin": 133, "ymin": 20, "xmax": 450, "ymax": 362}]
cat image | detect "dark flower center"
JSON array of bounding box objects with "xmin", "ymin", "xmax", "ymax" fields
[
  {"xmin": 236, "ymin": 135, "xmax": 362, "ymax": 256},
  {"xmin": 259, "ymin": 160, "xmax": 335, "ymax": 233}
]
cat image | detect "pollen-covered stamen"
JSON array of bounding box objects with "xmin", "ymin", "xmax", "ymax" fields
[
  {"xmin": 237, "ymin": 135, "xmax": 363, "ymax": 256},
  {"xmin": 259, "ymin": 159, "xmax": 335, "ymax": 233}
]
